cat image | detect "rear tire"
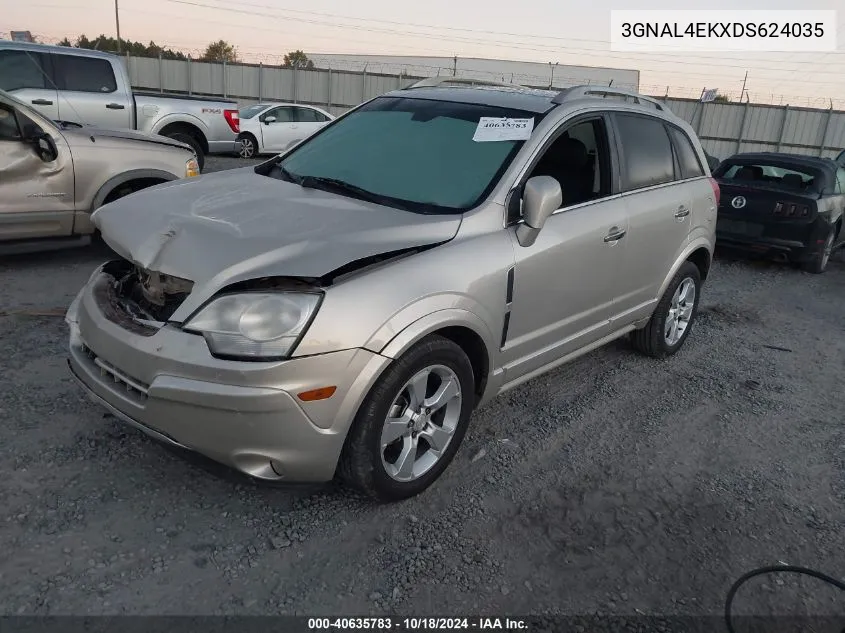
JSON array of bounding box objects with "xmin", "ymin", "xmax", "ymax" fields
[
  {"xmin": 631, "ymin": 261, "xmax": 702, "ymax": 359},
  {"xmin": 337, "ymin": 335, "xmax": 475, "ymax": 502},
  {"xmin": 166, "ymin": 132, "xmax": 204, "ymax": 171},
  {"xmin": 802, "ymin": 228, "xmax": 834, "ymax": 274}
]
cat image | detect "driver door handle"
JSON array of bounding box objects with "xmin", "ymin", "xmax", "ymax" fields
[
  {"xmin": 32, "ymin": 99, "xmax": 53, "ymax": 105},
  {"xmin": 106, "ymin": 103, "xmax": 125, "ymax": 109},
  {"xmin": 604, "ymin": 227, "xmax": 627, "ymax": 243},
  {"xmin": 675, "ymin": 205, "xmax": 690, "ymax": 218}
]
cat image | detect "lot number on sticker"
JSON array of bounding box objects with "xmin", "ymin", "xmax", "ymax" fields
[{"xmin": 473, "ymin": 117, "xmax": 534, "ymax": 142}]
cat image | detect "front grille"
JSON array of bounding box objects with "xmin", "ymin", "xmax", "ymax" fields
[{"xmin": 80, "ymin": 342, "xmax": 149, "ymax": 401}]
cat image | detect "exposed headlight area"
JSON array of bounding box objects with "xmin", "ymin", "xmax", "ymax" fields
[{"xmin": 183, "ymin": 292, "xmax": 323, "ymax": 361}]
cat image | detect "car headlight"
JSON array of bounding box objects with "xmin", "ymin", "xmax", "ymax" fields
[
  {"xmin": 183, "ymin": 292, "xmax": 322, "ymax": 360},
  {"xmin": 185, "ymin": 157, "xmax": 200, "ymax": 178}
]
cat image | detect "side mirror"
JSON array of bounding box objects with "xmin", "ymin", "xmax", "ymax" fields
[
  {"xmin": 23, "ymin": 124, "xmax": 59, "ymax": 162},
  {"xmin": 515, "ymin": 176, "xmax": 562, "ymax": 247},
  {"xmin": 264, "ymin": 116, "xmax": 276, "ymax": 125}
]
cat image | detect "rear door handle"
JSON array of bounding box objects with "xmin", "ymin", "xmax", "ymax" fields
[
  {"xmin": 32, "ymin": 99, "xmax": 53, "ymax": 105},
  {"xmin": 675, "ymin": 205, "xmax": 690, "ymax": 218},
  {"xmin": 106, "ymin": 103, "xmax": 125, "ymax": 110},
  {"xmin": 604, "ymin": 228, "xmax": 627, "ymax": 243}
]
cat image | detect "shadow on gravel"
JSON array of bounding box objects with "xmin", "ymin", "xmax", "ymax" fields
[
  {"xmin": 0, "ymin": 241, "xmax": 115, "ymax": 269},
  {"xmin": 713, "ymin": 243, "xmax": 845, "ymax": 272}
]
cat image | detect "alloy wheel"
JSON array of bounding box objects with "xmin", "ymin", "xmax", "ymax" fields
[
  {"xmin": 380, "ymin": 364, "xmax": 463, "ymax": 482},
  {"xmin": 664, "ymin": 277, "xmax": 696, "ymax": 346},
  {"xmin": 238, "ymin": 137, "xmax": 255, "ymax": 159}
]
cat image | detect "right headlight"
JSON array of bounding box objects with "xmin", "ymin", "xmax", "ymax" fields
[{"xmin": 183, "ymin": 292, "xmax": 322, "ymax": 361}]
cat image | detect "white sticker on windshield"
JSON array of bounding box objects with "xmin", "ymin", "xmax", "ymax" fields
[{"xmin": 473, "ymin": 117, "xmax": 534, "ymax": 142}]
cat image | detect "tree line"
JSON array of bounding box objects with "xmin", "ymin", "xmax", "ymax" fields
[{"xmin": 57, "ymin": 35, "xmax": 314, "ymax": 68}]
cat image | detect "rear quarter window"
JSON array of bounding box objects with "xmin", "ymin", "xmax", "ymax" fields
[
  {"xmin": 667, "ymin": 126, "xmax": 705, "ymax": 179},
  {"xmin": 614, "ymin": 113, "xmax": 675, "ymax": 191}
]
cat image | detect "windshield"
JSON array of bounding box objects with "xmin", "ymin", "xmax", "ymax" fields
[
  {"xmin": 240, "ymin": 104, "xmax": 269, "ymax": 120},
  {"xmin": 271, "ymin": 96, "xmax": 542, "ymax": 214},
  {"xmin": 715, "ymin": 161, "xmax": 821, "ymax": 192},
  {"xmin": 0, "ymin": 89, "xmax": 57, "ymax": 132}
]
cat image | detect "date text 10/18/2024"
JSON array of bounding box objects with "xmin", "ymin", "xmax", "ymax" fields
[{"xmin": 308, "ymin": 618, "xmax": 529, "ymax": 630}]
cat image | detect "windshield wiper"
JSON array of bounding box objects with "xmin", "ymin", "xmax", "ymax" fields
[{"xmin": 298, "ymin": 175, "xmax": 403, "ymax": 208}]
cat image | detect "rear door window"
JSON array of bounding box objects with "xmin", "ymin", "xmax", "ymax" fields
[
  {"xmin": 0, "ymin": 50, "xmax": 48, "ymax": 91},
  {"xmin": 667, "ymin": 126, "xmax": 705, "ymax": 179},
  {"xmin": 614, "ymin": 113, "xmax": 675, "ymax": 191},
  {"xmin": 294, "ymin": 107, "xmax": 326, "ymax": 122},
  {"xmin": 52, "ymin": 55, "xmax": 117, "ymax": 93}
]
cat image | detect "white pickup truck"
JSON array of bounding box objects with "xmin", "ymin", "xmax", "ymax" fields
[{"xmin": 0, "ymin": 41, "xmax": 240, "ymax": 170}]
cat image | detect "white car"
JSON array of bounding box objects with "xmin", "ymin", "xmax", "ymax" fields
[{"xmin": 236, "ymin": 102, "xmax": 334, "ymax": 158}]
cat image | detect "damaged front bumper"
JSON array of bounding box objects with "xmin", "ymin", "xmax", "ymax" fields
[{"xmin": 65, "ymin": 261, "xmax": 391, "ymax": 482}]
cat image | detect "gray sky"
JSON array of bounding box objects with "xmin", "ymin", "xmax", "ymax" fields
[{"xmin": 6, "ymin": 0, "xmax": 844, "ymax": 105}]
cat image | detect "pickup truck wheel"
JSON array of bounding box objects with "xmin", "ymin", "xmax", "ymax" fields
[
  {"xmin": 337, "ymin": 335, "xmax": 475, "ymax": 502},
  {"xmin": 166, "ymin": 132, "xmax": 204, "ymax": 171},
  {"xmin": 630, "ymin": 261, "xmax": 702, "ymax": 359}
]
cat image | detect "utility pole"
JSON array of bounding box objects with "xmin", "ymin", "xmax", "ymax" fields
[
  {"xmin": 740, "ymin": 70, "xmax": 748, "ymax": 102},
  {"xmin": 452, "ymin": 55, "xmax": 457, "ymax": 76},
  {"xmin": 548, "ymin": 62, "xmax": 558, "ymax": 89},
  {"xmin": 114, "ymin": 0, "xmax": 122, "ymax": 54}
]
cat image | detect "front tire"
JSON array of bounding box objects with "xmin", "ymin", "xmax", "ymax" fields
[
  {"xmin": 237, "ymin": 133, "xmax": 258, "ymax": 159},
  {"xmin": 337, "ymin": 335, "xmax": 475, "ymax": 502},
  {"xmin": 631, "ymin": 261, "xmax": 702, "ymax": 359}
]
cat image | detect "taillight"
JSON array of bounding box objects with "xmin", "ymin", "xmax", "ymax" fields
[
  {"xmin": 224, "ymin": 109, "xmax": 240, "ymax": 133},
  {"xmin": 773, "ymin": 201, "xmax": 810, "ymax": 217},
  {"xmin": 709, "ymin": 177, "xmax": 720, "ymax": 205}
]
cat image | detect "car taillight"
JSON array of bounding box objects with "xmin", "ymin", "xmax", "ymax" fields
[
  {"xmin": 708, "ymin": 177, "xmax": 720, "ymax": 205},
  {"xmin": 224, "ymin": 109, "xmax": 239, "ymax": 133},
  {"xmin": 773, "ymin": 202, "xmax": 810, "ymax": 217}
]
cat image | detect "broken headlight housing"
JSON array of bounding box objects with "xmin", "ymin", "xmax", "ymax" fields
[{"xmin": 183, "ymin": 292, "xmax": 322, "ymax": 361}]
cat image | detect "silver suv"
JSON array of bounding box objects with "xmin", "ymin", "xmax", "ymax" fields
[{"xmin": 66, "ymin": 79, "xmax": 718, "ymax": 502}]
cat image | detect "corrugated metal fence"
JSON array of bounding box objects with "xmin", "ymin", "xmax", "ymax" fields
[{"xmin": 126, "ymin": 55, "xmax": 845, "ymax": 160}]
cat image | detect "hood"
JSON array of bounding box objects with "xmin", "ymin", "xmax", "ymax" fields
[
  {"xmin": 61, "ymin": 125, "xmax": 193, "ymax": 152},
  {"xmin": 92, "ymin": 167, "xmax": 462, "ymax": 288}
]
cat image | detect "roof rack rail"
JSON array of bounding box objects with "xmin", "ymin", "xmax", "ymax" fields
[
  {"xmin": 405, "ymin": 76, "xmax": 519, "ymax": 90},
  {"xmin": 552, "ymin": 85, "xmax": 668, "ymax": 112}
]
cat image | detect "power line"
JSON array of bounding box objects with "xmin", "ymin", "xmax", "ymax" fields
[
  {"xmin": 181, "ymin": 0, "xmax": 845, "ymax": 65},
  {"xmin": 157, "ymin": 0, "xmax": 845, "ymax": 78},
  {"xmin": 28, "ymin": 0, "xmax": 845, "ymax": 87},
  {"xmin": 22, "ymin": 4, "xmax": 845, "ymax": 102}
]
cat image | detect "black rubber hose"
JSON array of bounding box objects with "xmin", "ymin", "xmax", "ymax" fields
[{"xmin": 725, "ymin": 565, "xmax": 845, "ymax": 633}]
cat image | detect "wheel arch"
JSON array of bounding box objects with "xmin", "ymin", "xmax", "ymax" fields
[
  {"xmin": 656, "ymin": 239, "xmax": 712, "ymax": 301},
  {"xmin": 91, "ymin": 169, "xmax": 180, "ymax": 211},
  {"xmin": 155, "ymin": 118, "xmax": 209, "ymax": 153},
  {"xmin": 377, "ymin": 309, "xmax": 496, "ymax": 406}
]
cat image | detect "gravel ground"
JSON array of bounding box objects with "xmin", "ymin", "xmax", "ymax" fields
[{"xmin": 1, "ymin": 154, "xmax": 844, "ymax": 622}]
